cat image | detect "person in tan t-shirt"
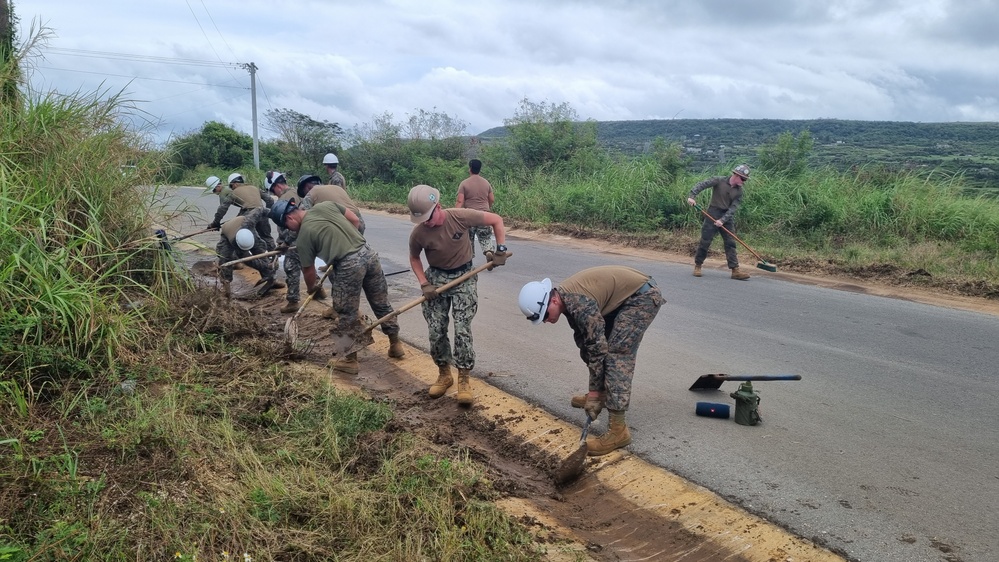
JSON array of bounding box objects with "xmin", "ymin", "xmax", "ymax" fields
[
  {"xmin": 407, "ymin": 184, "xmax": 510, "ymax": 406},
  {"xmin": 518, "ymin": 265, "xmax": 664, "ymax": 456},
  {"xmin": 455, "ymin": 159, "xmax": 496, "ymax": 258}
]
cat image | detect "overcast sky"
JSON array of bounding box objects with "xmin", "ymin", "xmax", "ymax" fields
[{"xmin": 15, "ymin": 0, "xmax": 999, "ymax": 145}]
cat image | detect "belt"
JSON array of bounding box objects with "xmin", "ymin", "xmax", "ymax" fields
[
  {"xmin": 635, "ymin": 278, "xmax": 657, "ymax": 295},
  {"xmin": 435, "ymin": 260, "xmax": 473, "ymax": 275}
]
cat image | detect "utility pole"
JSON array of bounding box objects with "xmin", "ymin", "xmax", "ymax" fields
[{"xmin": 238, "ymin": 62, "xmax": 259, "ymax": 170}]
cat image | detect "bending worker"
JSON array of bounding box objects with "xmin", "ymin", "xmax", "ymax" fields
[{"xmin": 518, "ymin": 265, "xmax": 663, "ymax": 456}]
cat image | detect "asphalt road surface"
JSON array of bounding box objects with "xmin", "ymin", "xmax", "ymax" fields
[{"xmin": 173, "ymin": 186, "xmax": 999, "ymax": 562}]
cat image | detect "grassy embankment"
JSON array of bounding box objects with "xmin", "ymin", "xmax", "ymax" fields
[
  {"xmin": 352, "ymin": 159, "xmax": 999, "ymax": 296},
  {"xmin": 0, "ymin": 54, "xmax": 548, "ymax": 562}
]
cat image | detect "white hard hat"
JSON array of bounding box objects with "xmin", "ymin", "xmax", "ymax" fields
[
  {"xmin": 205, "ymin": 176, "xmax": 221, "ymax": 190},
  {"xmin": 264, "ymin": 171, "xmax": 285, "ymax": 192},
  {"xmin": 322, "ymin": 153, "xmax": 339, "ymax": 165},
  {"xmin": 227, "ymin": 172, "xmax": 244, "ymax": 184},
  {"xmin": 235, "ymin": 228, "xmax": 255, "ymax": 251},
  {"xmin": 518, "ymin": 278, "xmax": 553, "ymax": 325}
]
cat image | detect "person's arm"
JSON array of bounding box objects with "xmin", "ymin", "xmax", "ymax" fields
[
  {"xmin": 562, "ymin": 294, "xmax": 608, "ymax": 392},
  {"xmin": 210, "ymin": 200, "xmax": 230, "ymax": 228},
  {"xmin": 480, "ymin": 211, "xmax": 506, "ymax": 246},
  {"xmin": 487, "ymin": 188, "xmax": 495, "ymax": 208},
  {"xmin": 687, "ymin": 177, "xmax": 716, "ymax": 205},
  {"xmin": 343, "ymin": 208, "xmax": 361, "ymax": 230},
  {"xmin": 455, "ymin": 187, "xmax": 466, "ymax": 208},
  {"xmin": 409, "ymin": 254, "xmax": 429, "ymax": 286},
  {"xmin": 302, "ymin": 265, "xmax": 318, "ymax": 293}
]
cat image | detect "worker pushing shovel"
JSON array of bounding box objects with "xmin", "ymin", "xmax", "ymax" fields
[{"xmin": 687, "ymin": 164, "xmax": 777, "ymax": 278}]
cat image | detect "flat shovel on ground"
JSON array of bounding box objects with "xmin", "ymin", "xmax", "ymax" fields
[
  {"xmin": 330, "ymin": 260, "xmax": 501, "ymax": 356},
  {"xmin": 555, "ymin": 415, "xmax": 592, "ymax": 485},
  {"xmin": 693, "ymin": 203, "xmax": 778, "ymax": 272},
  {"xmin": 689, "ymin": 373, "xmax": 801, "ymax": 391}
]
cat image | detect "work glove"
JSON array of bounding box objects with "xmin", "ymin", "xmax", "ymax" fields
[
  {"xmin": 421, "ymin": 282, "xmax": 439, "ymax": 301},
  {"xmin": 275, "ymin": 243, "xmax": 290, "ymax": 254},
  {"xmin": 208, "ymin": 222, "xmax": 221, "ymax": 231},
  {"xmin": 584, "ymin": 394, "xmax": 604, "ymax": 422},
  {"xmin": 686, "ymin": 197, "xmax": 696, "ymax": 206},
  {"xmin": 486, "ymin": 249, "xmax": 509, "ymax": 267}
]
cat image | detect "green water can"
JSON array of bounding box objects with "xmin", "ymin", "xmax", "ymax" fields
[{"xmin": 730, "ymin": 381, "xmax": 762, "ymax": 426}]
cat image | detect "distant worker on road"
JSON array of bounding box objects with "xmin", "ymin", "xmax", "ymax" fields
[
  {"xmin": 323, "ymin": 153, "xmax": 346, "ymax": 189},
  {"xmin": 455, "ymin": 158, "xmax": 496, "ymax": 260},
  {"xmin": 518, "ymin": 265, "xmax": 663, "ymax": 456},
  {"xmin": 687, "ymin": 164, "xmax": 752, "ymax": 280}
]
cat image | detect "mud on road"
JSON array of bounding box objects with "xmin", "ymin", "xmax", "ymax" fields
[{"xmin": 198, "ymin": 256, "xmax": 846, "ymax": 562}]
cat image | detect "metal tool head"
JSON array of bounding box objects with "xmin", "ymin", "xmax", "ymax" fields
[{"xmin": 554, "ymin": 415, "xmax": 592, "ymax": 485}]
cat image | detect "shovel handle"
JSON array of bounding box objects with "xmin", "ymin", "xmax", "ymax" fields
[
  {"xmin": 171, "ymin": 228, "xmax": 214, "ymax": 242},
  {"xmin": 693, "ymin": 203, "xmax": 769, "ymax": 264},
  {"xmin": 363, "ymin": 260, "xmax": 499, "ymax": 333},
  {"xmin": 219, "ymin": 248, "xmax": 288, "ymax": 268}
]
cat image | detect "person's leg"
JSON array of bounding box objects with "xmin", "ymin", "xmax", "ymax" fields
[
  {"xmin": 720, "ymin": 219, "xmax": 740, "ymax": 269},
  {"xmin": 694, "ymin": 216, "xmax": 719, "ymax": 266},
  {"xmin": 329, "ymin": 256, "xmax": 365, "ymax": 374},
  {"xmin": 358, "ymin": 248, "xmax": 404, "ymax": 358},
  {"xmin": 449, "ymin": 274, "xmax": 479, "ymax": 406}
]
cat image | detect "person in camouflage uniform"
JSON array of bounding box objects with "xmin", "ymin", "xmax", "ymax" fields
[
  {"xmin": 455, "ymin": 159, "xmax": 496, "ymax": 258},
  {"xmin": 209, "ymin": 172, "xmax": 277, "ymax": 254},
  {"xmin": 296, "ymin": 174, "xmax": 365, "ymax": 234},
  {"xmin": 216, "ymin": 207, "xmax": 281, "ymax": 298},
  {"xmin": 264, "ymin": 171, "xmax": 317, "ymax": 313},
  {"xmin": 687, "ymin": 164, "xmax": 752, "ymax": 280},
  {"xmin": 518, "ymin": 265, "xmax": 663, "ymax": 456},
  {"xmin": 270, "ymin": 199, "xmax": 404, "ymax": 374},
  {"xmin": 407, "ymin": 184, "xmax": 510, "ymax": 406},
  {"xmin": 323, "ymin": 153, "xmax": 347, "ymax": 189}
]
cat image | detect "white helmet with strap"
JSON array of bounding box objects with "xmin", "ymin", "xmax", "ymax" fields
[
  {"xmin": 235, "ymin": 228, "xmax": 255, "ymax": 251},
  {"xmin": 518, "ymin": 278, "xmax": 553, "ymax": 325}
]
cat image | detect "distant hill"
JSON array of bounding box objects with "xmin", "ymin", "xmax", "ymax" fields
[{"xmin": 478, "ymin": 119, "xmax": 999, "ymax": 190}]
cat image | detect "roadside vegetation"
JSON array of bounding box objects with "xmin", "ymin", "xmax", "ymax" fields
[{"xmin": 1, "ymin": 29, "xmax": 550, "ymax": 562}]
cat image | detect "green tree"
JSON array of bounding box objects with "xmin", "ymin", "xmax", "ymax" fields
[
  {"xmin": 501, "ymin": 98, "xmax": 599, "ymax": 173},
  {"xmin": 263, "ymin": 108, "xmax": 343, "ymax": 175},
  {"xmin": 168, "ymin": 121, "xmax": 252, "ymax": 173},
  {"xmin": 757, "ymin": 130, "xmax": 813, "ymax": 177}
]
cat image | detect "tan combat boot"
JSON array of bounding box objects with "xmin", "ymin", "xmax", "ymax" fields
[
  {"xmin": 456, "ymin": 368, "xmax": 473, "ymax": 406},
  {"xmin": 693, "ymin": 264, "xmax": 702, "ymax": 277},
  {"xmin": 387, "ymin": 334, "xmax": 405, "ymax": 358},
  {"xmin": 586, "ymin": 409, "xmax": 632, "ymax": 456},
  {"xmin": 428, "ymin": 365, "xmax": 453, "ymax": 398},
  {"xmin": 731, "ymin": 267, "xmax": 751, "ymax": 280},
  {"xmin": 281, "ymin": 300, "xmax": 300, "ymax": 313},
  {"xmin": 332, "ymin": 352, "xmax": 359, "ymax": 375}
]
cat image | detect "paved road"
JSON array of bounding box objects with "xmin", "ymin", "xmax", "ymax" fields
[{"xmin": 175, "ymin": 186, "xmax": 999, "ymax": 562}]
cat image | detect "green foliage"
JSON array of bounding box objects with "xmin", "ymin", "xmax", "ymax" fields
[
  {"xmin": 263, "ymin": 108, "xmax": 343, "ymax": 175},
  {"xmin": 165, "ymin": 121, "xmax": 252, "ymax": 182},
  {"xmin": 499, "ymin": 98, "xmax": 601, "ymax": 174},
  {"xmin": 757, "ymin": 130, "xmax": 814, "ymax": 177}
]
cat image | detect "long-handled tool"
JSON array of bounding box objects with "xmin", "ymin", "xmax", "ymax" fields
[
  {"xmin": 331, "ymin": 260, "xmax": 500, "ymax": 356},
  {"xmin": 172, "ymin": 228, "xmax": 215, "ymax": 242},
  {"xmin": 219, "ymin": 248, "xmax": 288, "ymax": 268},
  {"xmin": 284, "ymin": 265, "xmax": 336, "ymax": 345},
  {"xmin": 555, "ymin": 415, "xmax": 592, "ymax": 485},
  {"xmin": 689, "ymin": 373, "xmax": 801, "ymax": 391},
  {"xmin": 693, "ymin": 203, "xmax": 777, "ymax": 272}
]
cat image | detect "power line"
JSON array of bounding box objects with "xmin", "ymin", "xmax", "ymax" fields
[
  {"xmin": 46, "ymin": 47, "xmax": 241, "ymax": 69},
  {"xmin": 38, "ymin": 66, "xmax": 248, "ymax": 89}
]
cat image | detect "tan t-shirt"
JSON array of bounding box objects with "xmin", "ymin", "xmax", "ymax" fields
[
  {"xmin": 220, "ymin": 214, "xmax": 249, "ymax": 243},
  {"xmin": 558, "ymin": 266, "xmax": 650, "ymax": 316},
  {"xmin": 457, "ymin": 175, "xmax": 493, "ymax": 211},
  {"xmin": 302, "ymin": 184, "xmax": 360, "ymax": 217},
  {"xmin": 228, "ymin": 184, "xmax": 264, "ymax": 209},
  {"xmin": 409, "ymin": 208, "xmax": 486, "ymax": 270}
]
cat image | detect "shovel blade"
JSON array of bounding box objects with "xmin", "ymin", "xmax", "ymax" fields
[
  {"xmin": 555, "ymin": 444, "xmax": 588, "ymax": 485},
  {"xmin": 331, "ymin": 330, "xmax": 375, "ymax": 357},
  {"xmin": 689, "ymin": 373, "xmax": 802, "ymax": 390}
]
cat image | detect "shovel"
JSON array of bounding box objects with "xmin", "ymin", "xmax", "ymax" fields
[
  {"xmin": 284, "ymin": 265, "xmax": 336, "ymax": 345},
  {"xmin": 689, "ymin": 373, "xmax": 801, "ymax": 391},
  {"xmin": 330, "ymin": 260, "xmax": 500, "ymax": 356},
  {"xmin": 219, "ymin": 248, "xmax": 288, "ymax": 268},
  {"xmin": 555, "ymin": 415, "xmax": 592, "ymax": 485},
  {"xmin": 172, "ymin": 227, "xmax": 216, "ymax": 242},
  {"xmin": 693, "ymin": 203, "xmax": 778, "ymax": 272}
]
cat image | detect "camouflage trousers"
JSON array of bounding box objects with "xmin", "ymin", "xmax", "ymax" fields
[
  {"xmin": 216, "ymin": 236, "xmax": 274, "ymax": 284},
  {"xmin": 422, "ymin": 264, "xmax": 478, "ymax": 370},
  {"xmin": 280, "ymin": 228, "xmax": 301, "ymax": 302},
  {"xmin": 694, "ymin": 206, "xmax": 739, "ymax": 269},
  {"xmin": 329, "ymin": 245, "xmax": 399, "ymax": 340},
  {"xmin": 467, "ymin": 225, "xmax": 495, "ymax": 256},
  {"xmin": 591, "ymin": 283, "xmax": 663, "ymax": 411}
]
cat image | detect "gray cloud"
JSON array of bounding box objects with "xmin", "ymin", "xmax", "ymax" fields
[{"xmin": 16, "ymin": 0, "xmax": 998, "ymax": 146}]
